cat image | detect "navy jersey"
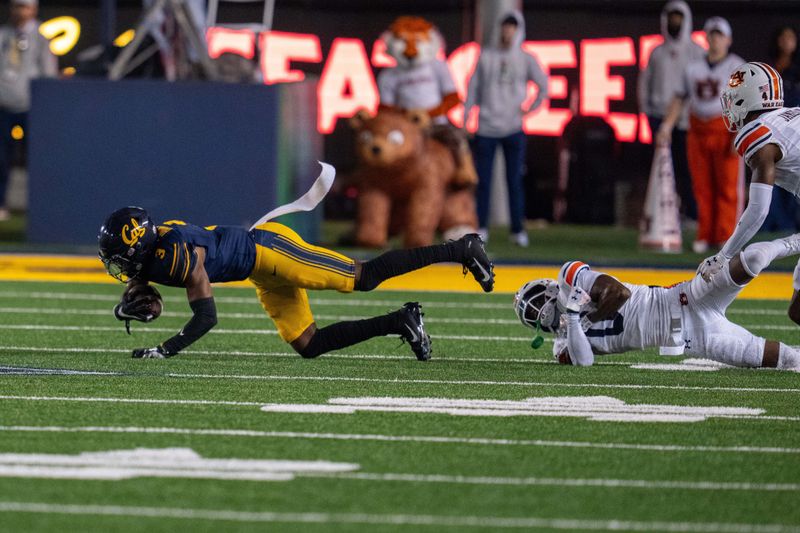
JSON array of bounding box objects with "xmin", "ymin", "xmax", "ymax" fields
[{"xmin": 145, "ymin": 222, "xmax": 256, "ymax": 286}]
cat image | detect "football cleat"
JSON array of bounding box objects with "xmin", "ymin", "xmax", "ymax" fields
[
  {"xmin": 397, "ymin": 302, "xmax": 431, "ymax": 361},
  {"xmin": 459, "ymin": 234, "xmax": 495, "ymax": 292}
]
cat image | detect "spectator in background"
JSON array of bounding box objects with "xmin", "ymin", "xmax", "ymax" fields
[
  {"xmin": 638, "ymin": 0, "xmax": 705, "ymax": 224},
  {"xmin": 657, "ymin": 17, "xmax": 744, "ymax": 254},
  {"xmin": 0, "ymin": 0, "xmax": 56, "ymax": 221},
  {"xmin": 465, "ymin": 10, "xmax": 548, "ymax": 248},
  {"xmin": 762, "ymin": 26, "xmax": 800, "ymax": 232}
]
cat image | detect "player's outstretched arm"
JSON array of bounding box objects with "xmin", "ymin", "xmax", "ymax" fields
[
  {"xmin": 700, "ymin": 144, "xmax": 781, "ymax": 282},
  {"xmin": 132, "ymin": 248, "xmax": 217, "ymax": 359},
  {"xmin": 587, "ymin": 275, "xmax": 631, "ymax": 323},
  {"xmin": 557, "ymin": 286, "xmax": 594, "ymax": 367}
]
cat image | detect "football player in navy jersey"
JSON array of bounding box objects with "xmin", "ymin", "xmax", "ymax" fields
[{"xmin": 98, "ymin": 206, "xmax": 494, "ymax": 361}]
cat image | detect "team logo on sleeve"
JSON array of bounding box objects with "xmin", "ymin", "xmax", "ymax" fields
[{"xmin": 121, "ymin": 218, "xmax": 147, "ymax": 246}]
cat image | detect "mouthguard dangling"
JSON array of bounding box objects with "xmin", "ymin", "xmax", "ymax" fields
[{"xmin": 530, "ymin": 320, "xmax": 544, "ymax": 349}]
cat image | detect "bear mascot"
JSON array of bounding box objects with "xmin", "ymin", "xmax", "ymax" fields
[{"xmin": 350, "ymin": 107, "xmax": 478, "ymax": 248}]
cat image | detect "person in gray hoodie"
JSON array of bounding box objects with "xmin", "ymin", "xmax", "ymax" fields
[
  {"xmin": 0, "ymin": 0, "xmax": 56, "ymax": 221},
  {"xmin": 464, "ymin": 9, "xmax": 548, "ymax": 247},
  {"xmin": 638, "ymin": 0, "xmax": 705, "ymax": 222}
]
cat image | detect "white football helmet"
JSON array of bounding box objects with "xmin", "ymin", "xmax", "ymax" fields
[
  {"xmin": 514, "ymin": 279, "xmax": 561, "ymax": 332},
  {"xmin": 720, "ymin": 62, "xmax": 784, "ymax": 132}
]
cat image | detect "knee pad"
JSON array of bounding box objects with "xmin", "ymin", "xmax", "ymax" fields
[{"xmin": 706, "ymin": 333, "xmax": 764, "ymax": 368}]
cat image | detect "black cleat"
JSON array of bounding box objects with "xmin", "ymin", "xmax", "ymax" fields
[
  {"xmin": 459, "ymin": 234, "xmax": 495, "ymax": 292},
  {"xmin": 397, "ymin": 302, "xmax": 431, "ymax": 361}
]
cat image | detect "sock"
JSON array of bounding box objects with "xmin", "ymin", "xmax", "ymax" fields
[
  {"xmin": 740, "ymin": 238, "xmax": 798, "ymax": 277},
  {"xmin": 297, "ymin": 313, "xmax": 401, "ymax": 358},
  {"xmin": 778, "ymin": 343, "xmax": 800, "ymax": 371},
  {"xmin": 355, "ymin": 242, "xmax": 464, "ymax": 292}
]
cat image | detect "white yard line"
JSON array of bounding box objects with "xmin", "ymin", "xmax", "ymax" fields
[
  {"xmin": 300, "ymin": 472, "xmax": 800, "ymax": 491},
  {"xmin": 0, "ymin": 307, "xmax": 520, "ymax": 325},
  {"xmin": 0, "ymin": 291, "xmax": 511, "ymax": 309},
  {"xmin": 1, "ymin": 425, "xmax": 798, "ymax": 454},
  {"xmin": 2, "ymin": 345, "xmax": 649, "ymax": 365},
  {"xmin": 0, "ymin": 324, "xmax": 533, "ymax": 342},
  {"xmin": 0, "ymin": 502, "xmax": 795, "ymax": 532},
  {"xmin": 1, "ymin": 394, "xmax": 798, "ymax": 421},
  {"xmin": 2, "ymin": 364, "xmax": 800, "ymax": 394}
]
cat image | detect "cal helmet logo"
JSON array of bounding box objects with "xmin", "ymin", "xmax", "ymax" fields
[
  {"xmin": 728, "ymin": 71, "xmax": 746, "ymax": 88},
  {"xmin": 121, "ymin": 218, "xmax": 147, "ymax": 246}
]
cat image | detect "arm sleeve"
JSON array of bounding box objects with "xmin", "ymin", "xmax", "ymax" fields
[
  {"xmin": 161, "ymin": 297, "xmax": 218, "ymax": 355},
  {"xmin": 720, "ymin": 182, "xmax": 774, "ymax": 259},
  {"xmin": 526, "ymin": 55, "xmax": 548, "ymax": 113},
  {"xmin": 39, "ymin": 36, "xmax": 58, "ymax": 78},
  {"xmin": 638, "ymin": 60, "xmax": 653, "ymax": 115},
  {"xmin": 464, "ymin": 58, "xmax": 482, "ymax": 118},
  {"xmin": 566, "ymin": 313, "xmax": 594, "ymax": 366}
]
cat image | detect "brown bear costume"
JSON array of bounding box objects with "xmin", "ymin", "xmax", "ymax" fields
[{"xmin": 350, "ymin": 108, "xmax": 478, "ymax": 248}]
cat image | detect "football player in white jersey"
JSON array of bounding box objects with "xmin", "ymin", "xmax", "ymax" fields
[
  {"xmin": 513, "ymin": 238, "xmax": 800, "ymax": 371},
  {"xmin": 698, "ymin": 61, "xmax": 800, "ymax": 323}
]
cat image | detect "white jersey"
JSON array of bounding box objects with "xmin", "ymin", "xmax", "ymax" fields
[
  {"xmin": 733, "ymin": 107, "xmax": 800, "ymax": 196},
  {"xmin": 681, "ymin": 54, "xmax": 745, "ymax": 119},
  {"xmin": 377, "ymin": 60, "xmax": 457, "ymax": 122},
  {"xmin": 551, "ymin": 261, "xmax": 767, "ymax": 368},
  {"xmin": 553, "ymin": 265, "xmax": 677, "ymax": 356}
]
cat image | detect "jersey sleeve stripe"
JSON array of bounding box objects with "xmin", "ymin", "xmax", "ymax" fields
[
  {"xmin": 736, "ymin": 125, "xmax": 771, "ymax": 157},
  {"xmin": 743, "ymin": 132, "xmax": 773, "ymax": 160},
  {"xmin": 565, "ymin": 261, "xmax": 587, "ymax": 287},
  {"xmin": 181, "ymin": 243, "xmax": 191, "ymax": 282},
  {"xmin": 734, "ymin": 121, "xmax": 762, "ymax": 149},
  {"xmin": 169, "ymin": 244, "xmax": 178, "ymax": 277}
]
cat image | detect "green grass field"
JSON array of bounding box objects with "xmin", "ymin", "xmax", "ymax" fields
[{"xmin": 0, "ymin": 280, "xmax": 799, "ymax": 532}]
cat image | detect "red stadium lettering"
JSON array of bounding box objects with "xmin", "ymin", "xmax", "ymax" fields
[
  {"xmin": 259, "ymin": 31, "xmax": 322, "ymax": 84},
  {"xmin": 522, "ymin": 40, "xmax": 577, "ymax": 136},
  {"xmin": 206, "ymin": 27, "xmax": 256, "ymax": 60},
  {"xmin": 317, "ymin": 38, "xmax": 379, "ymax": 134},
  {"xmin": 445, "ymin": 42, "xmax": 480, "ymax": 131},
  {"xmin": 580, "ymin": 37, "xmax": 637, "ymax": 142}
]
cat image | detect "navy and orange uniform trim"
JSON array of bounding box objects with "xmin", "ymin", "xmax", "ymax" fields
[
  {"xmin": 559, "ymin": 261, "xmax": 589, "ymax": 289},
  {"xmin": 734, "ymin": 121, "xmax": 773, "ymax": 162},
  {"xmin": 145, "ymin": 221, "xmax": 256, "ymax": 287}
]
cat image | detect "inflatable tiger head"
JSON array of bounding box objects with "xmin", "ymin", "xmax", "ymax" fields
[{"xmin": 383, "ymin": 16, "xmax": 444, "ymax": 68}]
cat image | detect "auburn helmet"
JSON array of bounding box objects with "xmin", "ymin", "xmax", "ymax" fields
[
  {"xmin": 98, "ymin": 207, "xmax": 157, "ymax": 282},
  {"xmin": 513, "ymin": 279, "xmax": 561, "ymax": 333},
  {"xmin": 721, "ymin": 62, "xmax": 784, "ymax": 132}
]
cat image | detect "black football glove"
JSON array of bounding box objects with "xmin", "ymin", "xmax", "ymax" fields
[
  {"xmin": 114, "ymin": 298, "xmax": 156, "ymax": 335},
  {"xmin": 132, "ymin": 345, "xmax": 172, "ymax": 359}
]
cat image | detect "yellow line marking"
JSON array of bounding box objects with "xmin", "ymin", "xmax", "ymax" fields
[{"xmin": 0, "ymin": 254, "xmax": 792, "ymax": 300}]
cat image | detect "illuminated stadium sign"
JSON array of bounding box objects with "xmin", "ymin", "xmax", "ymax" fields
[{"xmin": 38, "ymin": 17, "xmax": 707, "ymax": 143}]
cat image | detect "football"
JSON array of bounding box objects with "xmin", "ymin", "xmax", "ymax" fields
[{"xmin": 124, "ymin": 283, "xmax": 163, "ymax": 321}]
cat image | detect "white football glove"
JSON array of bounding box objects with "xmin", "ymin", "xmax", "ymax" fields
[
  {"xmin": 558, "ymin": 285, "xmax": 591, "ymax": 314},
  {"xmin": 698, "ymin": 254, "xmax": 728, "ymax": 282}
]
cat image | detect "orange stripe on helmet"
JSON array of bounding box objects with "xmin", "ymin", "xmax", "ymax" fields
[{"xmin": 762, "ymin": 63, "xmax": 782, "ymax": 100}]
